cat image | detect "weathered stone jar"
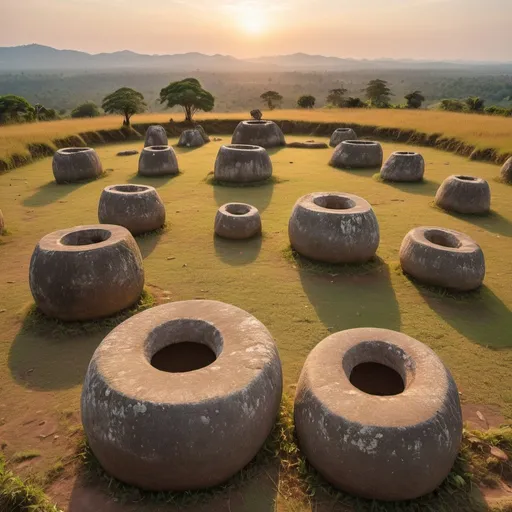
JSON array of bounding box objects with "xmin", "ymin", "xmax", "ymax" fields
[
  {"xmin": 231, "ymin": 120, "xmax": 286, "ymax": 148},
  {"xmin": 329, "ymin": 128, "xmax": 358, "ymax": 147},
  {"xmin": 330, "ymin": 140, "xmax": 383, "ymax": 169},
  {"xmin": 214, "ymin": 144, "xmax": 273, "ymax": 183},
  {"xmin": 178, "ymin": 129, "xmax": 205, "ymax": 148},
  {"xmin": 214, "ymin": 203, "xmax": 262, "ymax": 239},
  {"xmin": 399, "ymin": 226, "xmax": 485, "ymax": 291},
  {"xmin": 380, "ymin": 151, "xmax": 425, "ymax": 182},
  {"xmin": 435, "ymin": 175, "xmax": 491, "ymax": 214},
  {"xmin": 29, "ymin": 225, "xmax": 144, "ymax": 321},
  {"xmin": 138, "ymin": 145, "xmax": 179, "ymax": 177},
  {"xmin": 294, "ymin": 327, "xmax": 463, "ymax": 501},
  {"xmin": 0, "ymin": 209, "xmax": 4, "ymax": 234},
  {"xmin": 52, "ymin": 147, "xmax": 103, "ymax": 184},
  {"xmin": 98, "ymin": 184, "xmax": 166, "ymax": 236},
  {"xmin": 288, "ymin": 192, "xmax": 380, "ymax": 264},
  {"xmin": 501, "ymin": 157, "xmax": 512, "ymax": 184},
  {"xmin": 81, "ymin": 300, "xmax": 283, "ymax": 491},
  {"xmin": 144, "ymin": 125, "xmax": 168, "ymax": 147}
]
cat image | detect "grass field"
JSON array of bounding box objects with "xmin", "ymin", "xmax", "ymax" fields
[
  {"xmin": 1, "ymin": 108, "xmax": 512, "ymax": 162},
  {"xmin": 0, "ymin": 135, "xmax": 511, "ymax": 511}
]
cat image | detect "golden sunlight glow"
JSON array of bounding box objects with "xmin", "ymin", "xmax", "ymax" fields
[{"xmin": 238, "ymin": 7, "xmax": 266, "ymax": 35}]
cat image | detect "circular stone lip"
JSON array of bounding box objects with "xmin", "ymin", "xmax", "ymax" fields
[
  {"xmin": 453, "ymin": 175, "xmax": 480, "ymax": 182},
  {"xmin": 302, "ymin": 192, "xmax": 371, "ymax": 215},
  {"xmin": 243, "ymin": 120, "xmax": 273, "ymax": 125},
  {"xmin": 406, "ymin": 226, "xmax": 478, "ymax": 253},
  {"xmin": 224, "ymin": 144, "xmax": 262, "ymax": 151},
  {"xmin": 145, "ymin": 145, "xmax": 172, "ymax": 152},
  {"xmin": 393, "ymin": 151, "xmax": 418, "ymax": 156},
  {"xmin": 334, "ymin": 128, "xmax": 353, "ymax": 132},
  {"xmin": 342, "ymin": 140, "xmax": 378, "ymax": 146},
  {"xmin": 58, "ymin": 147, "xmax": 93, "ymax": 154},
  {"xmin": 84, "ymin": 298, "xmax": 282, "ymax": 407},
  {"xmin": 106, "ymin": 184, "xmax": 153, "ymax": 194},
  {"xmin": 304, "ymin": 328, "xmax": 455, "ymax": 426},
  {"xmin": 220, "ymin": 202, "xmax": 256, "ymax": 217},
  {"xmin": 39, "ymin": 224, "xmax": 128, "ymax": 253}
]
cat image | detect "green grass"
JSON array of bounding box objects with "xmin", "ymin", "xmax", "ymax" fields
[
  {"xmin": 0, "ymin": 135, "xmax": 511, "ymax": 510},
  {"xmin": 0, "ymin": 457, "xmax": 61, "ymax": 512},
  {"xmin": 11, "ymin": 451, "xmax": 41, "ymax": 463}
]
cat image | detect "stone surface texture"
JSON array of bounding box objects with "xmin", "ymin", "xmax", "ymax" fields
[
  {"xmin": 501, "ymin": 157, "xmax": 512, "ymax": 183},
  {"xmin": 288, "ymin": 192, "xmax": 380, "ymax": 263},
  {"xmin": 98, "ymin": 184, "xmax": 166, "ymax": 236},
  {"xmin": 399, "ymin": 226, "xmax": 485, "ymax": 291},
  {"xmin": 380, "ymin": 152, "xmax": 425, "ymax": 182},
  {"xmin": 195, "ymin": 125, "xmax": 210, "ymax": 143},
  {"xmin": 178, "ymin": 129, "xmax": 205, "ymax": 148},
  {"xmin": 52, "ymin": 147, "xmax": 103, "ymax": 184},
  {"xmin": 435, "ymin": 175, "xmax": 491, "ymax": 214},
  {"xmin": 214, "ymin": 203, "xmax": 262, "ymax": 239},
  {"xmin": 231, "ymin": 120, "xmax": 286, "ymax": 148},
  {"xmin": 138, "ymin": 145, "xmax": 179, "ymax": 177},
  {"xmin": 29, "ymin": 224, "xmax": 144, "ymax": 321},
  {"xmin": 330, "ymin": 141, "xmax": 383, "ymax": 169},
  {"xmin": 214, "ymin": 145, "xmax": 272, "ymax": 183},
  {"xmin": 144, "ymin": 125, "xmax": 168, "ymax": 147},
  {"xmin": 295, "ymin": 327, "xmax": 463, "ymax": 501},
  {"xmin": 81, "ymin": 300, "xmax": 283, "ymax": 491},
  {"xmin": 329, "ymin": 128, "xmax": 358, "ymax": 148}
]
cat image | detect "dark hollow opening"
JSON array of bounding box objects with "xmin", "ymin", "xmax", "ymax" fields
[
  {"xmin": 350, "ymin": 362, "xmax": 405, "ymax": 396},
  {"xmin": 113, "ymin": 185, "xmax": 148, "ymax": 193},
  {"xmin": 246, "ymin": 120, "xmax": 269, "ymax": 125},
  {"xmin": 226, "ymin": 204, "xmax": 251, "ymax": 215},
  {"xmin": 61, "ymin": 229, "xmax": 111, "ymax": 246},
  {"xmin": 395, "ymin": 151, "xmax": 416, "ymax": 155},
  {"xmin": 424, "ymin": 229, "xmax": 461, "ymax": 248},
  {"xmin": 228, "ymin": 144, "xmax": 259, "ymax": 150},
  {"xmin": 455, "ymin": 175, "xmax": 477, "ymax": 181},
  {"xmin": 336, "ymin": 128, "xmax": 352, "ymax": 132},
  {"xmin": 314, "ymin": 195, "xmax": 355, "ymax": 210},
  {"xmin": 149, "ymin": 145, "xmax": 169, "ymax": 151},
  {"xmin": 151, "ymin": 342, "xmax": 217, "ymax": 373}
]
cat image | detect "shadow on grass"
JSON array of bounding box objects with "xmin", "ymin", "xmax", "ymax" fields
[
  {"xmin": 212, "ymin": 179, "xmax": 275, "ymax": 213},
  {"xmin": 8, "ymin": 291, "xmax": 155, "ymax": 391},
  {"xmin": 286, "ymin": 249, "xmax": 401, "ymax": 332},
  {"xmin": 440, "ymin": 208, "xmax": 512, "ymax": 238},
  {"xmin": 266, "ymin": 146, "xmax": 286, "ymax": 156},
  {"xmin": 374, "ymin": 175, "xmax": 441, "ymax": 196},
  {"xmin": 129, "ymin": 172, "xmax": 181, "ymax": 189},
  {"xmin": 414, "ymin": 283, "xmax": 512, "ymax": 349},
  {"xmin": 23, "ymin": 180, "xmax": 88, "ymax": 207},
  {"xmin": 136, "ymin": 227, "xmax": 166, "ymax": 259},
  {"xmin": 214, "ymin": 234, "xmax": 262, "ymax": 266}
]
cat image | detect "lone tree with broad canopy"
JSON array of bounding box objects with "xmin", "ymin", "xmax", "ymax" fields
[
  {"xmin": 326, "ymin": 87, "xmax": 348, "ymax": 107},
  {"xmin": 0, "ymin": 95, "xmax": 34, "ymax": 124},
  {"xmin": 102, "ymin": 87, "xmax": 147, "ymax": 126},
  {"xmin": 260, "ymin": 91, "xmax": 283, "ymax": 110},
  {"xmin": 404, "ymin": 91, "xmax": 425, "ymax": 109},
  {"xmin": 465, "ymin": 96, "xmax": 485, "ymax": 112},
  {"xmin": 159, "ymin": 78, "xmax": 214, "ymax": 122},
  {"xmin": 365, "ymin": 79, "xmax": 392, "ymax": 108},
  {"xmin": 297, "ymin": 95, "xmax": 316, "ymax": 109}
]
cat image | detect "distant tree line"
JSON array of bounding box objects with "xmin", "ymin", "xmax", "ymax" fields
[
  {"xmin": 1, "ymin": 75, "xmax": 511, "ymax": 125},
  {"xmin": 261, "ymin": 79, "xmax": 512, "ymax": 116}
]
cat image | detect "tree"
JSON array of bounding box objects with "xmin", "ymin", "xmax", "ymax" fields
[
  {"xmin": 465, "ymin": 96, "xmax": 485, "ymax": 112},
  {"xmin": 0, "ymin": 95, "xmax": 34, "ymax": 124},
  {"xmin": 404, "ymin": 91, "xmax": 425, "ymax": 109},
  {"xmin": 297, "ymin": 95, "xmax": 316, "ymax": 109},
  {"xmin": 102, "ymin": 87, "xmax": 147, "ymax": 126},
  {"xmin": 159, "ymin": 78, "xmax": 214, "ymax": 122},
  {"xmin": 438, "ymin": 99, "xmax": 465, "ymax": 112},
  {"xmin": 34, "ymin": 103, "xmax": 58, "ymax": 121},
  {"xmin": 71, "ymin": 102, "xmax": 101, "ymax": 118},
  {"xmin": 365, "ymin": 79, "xmax": 392, "ymax": 108},
  {"xmin": 344, "ymin": 97, "xmax": 366, "ymax": 108},
  {"xmin": 326, "ymin": 87, "xmax": 348, "ymax": 108},
  {"xmin": 260, "ymin": 91, "xmax": 283, "ymax": 110}
]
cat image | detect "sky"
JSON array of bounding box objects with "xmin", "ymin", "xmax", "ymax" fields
[{"xmin": 2, "ymin": 0, "xmax": 512, "ymax": 61}]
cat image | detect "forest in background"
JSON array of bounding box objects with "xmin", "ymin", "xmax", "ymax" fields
[{"xmin": 1, "ymin": 68, "xmax": 511, "ymax": 114}]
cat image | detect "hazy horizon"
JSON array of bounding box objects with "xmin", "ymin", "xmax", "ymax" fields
[{"xmin": 2, "ymin": 0, "xmax": 512, "ymax": 62}]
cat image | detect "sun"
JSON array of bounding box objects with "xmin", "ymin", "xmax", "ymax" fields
[{"xmin": 238, "ymin": 7, "xmax": 266, "ymax": 35}]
